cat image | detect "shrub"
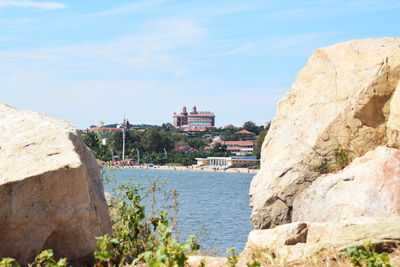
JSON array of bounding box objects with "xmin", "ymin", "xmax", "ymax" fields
[
  {"xmin": 347, "ymin": 241, "xmax": 392, "ymax": 267},
  {"xmin": 94, "ymin": 175, "xmax": 199, "ymax": 266},
  {"xmin": 227, "ymin": 248, "xmax": 240, "ymax": 267},
  {"xmin": 0, "ymin": 250, "xmax": 67, "ymax": 267}
]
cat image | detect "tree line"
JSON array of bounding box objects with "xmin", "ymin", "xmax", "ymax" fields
[{"xmin": 82, "ymin": 121, "xmax": 269, "ymax": 165}]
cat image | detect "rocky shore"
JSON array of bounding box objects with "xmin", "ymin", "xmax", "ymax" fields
[{"xmin": 243, "ymin": 37, "xmax": 400, "ymax": 265}]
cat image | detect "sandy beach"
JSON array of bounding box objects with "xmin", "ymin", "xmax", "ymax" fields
[{"xmin": 110, "ymin": 164, "xmax": 259, "ymax": 174}]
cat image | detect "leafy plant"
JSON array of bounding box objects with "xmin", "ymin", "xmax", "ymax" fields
[
  {"xmin": 227, "ymin": 248, "xmax": 240, "ymax": 267},
  {"xmin": 347, "ymin": 241, "xmax": 392, "ymax": 267},
  {"xmin": 246, "ymin": 260, "xmax": 261, "ymax": 267},
  {"xmin": 0, "ymin": 258, "xmax": 20, "ymax": 267},
  {"xmin": 28, "ymin": 250, "xmax": 68, "ymax": 267},
  {"xmin": 94, "ymin": 235, "xmax": 120, "ymax": 267},
  {"xmin": 95, "ymin": 175, "xmax": 200, "ymax": 266},
  {"xmin": 133, "ymin": 211, "xmax": 200, "ymax": 267},
  {"xmin": 94, "ymin": 184, "xmax": 156, "ymax": 265}
]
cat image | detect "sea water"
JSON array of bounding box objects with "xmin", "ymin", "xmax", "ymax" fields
[{"xmin": 103, "ymin": 168, "xmax": 254, "ymax": 255}]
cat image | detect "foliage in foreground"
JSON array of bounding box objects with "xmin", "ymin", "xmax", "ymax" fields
[
  {"xmin": 0, "ymin": 249, "xmax": 67, "ymax": 267},
  {"xmin": 347, "ymin": 241, "xmax": 392, "ymax": 267},
  {"xmin": 93, "ymin": 177, "xmax": 200, "ymax": 267}
]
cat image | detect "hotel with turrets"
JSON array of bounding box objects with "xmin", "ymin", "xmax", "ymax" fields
[{"xmin": 173, "ymin": 106, "xmax": 215, "ymax": 128}]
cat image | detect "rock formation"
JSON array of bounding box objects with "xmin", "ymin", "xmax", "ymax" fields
[
  {"xmin": 293, "ymin": 146, "xmax": 400, "ymax": 222},
  {"xmin": 241, "ymin": 217, "xmax": 400, "ymax": 265},
  {"xmin": 250, "ymin": 38, "xmax": 400, "ymax": 229},
  {"xmin": 0, "ymin": 104, "xmax": 112, "ymax": 265}
]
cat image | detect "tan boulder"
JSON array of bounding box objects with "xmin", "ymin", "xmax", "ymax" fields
[
  {"xmin": 244, "ymin": 222, "xmax": 307, "ymax": 250},
  {"xmin": 250, "ymin": 38, "xmax": 400, "ymax": 229},
  {"xmin": 241, "ymin": 217, "xmax": 400, "ymax": 265},
  {"xmin": 0, "ymin": 104, "xmax": 112, "ymax": 265},
  {"xmin": 293, "ymin": 146, "xmax": 400, "ymax": 222}
]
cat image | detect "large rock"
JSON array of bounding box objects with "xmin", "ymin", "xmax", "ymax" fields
[
  {"xmin": 293, "ymin": 146, "xmax": 400, "ymax": 222},
  {"xmin": 241, "ymin": 217, "xmax": 400, "ymax": 265},
  {"xmin": 0, "ymin": 104, "xmax": 112, "ymax": 265},
  {"xmin": 250, "ymin": 38, "xmax": 400, "ymax": 229}
]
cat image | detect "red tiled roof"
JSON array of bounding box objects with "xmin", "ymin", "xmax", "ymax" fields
[{"xmin": 236, "ymin": 129, "xmax": 255, "ymax": 135}]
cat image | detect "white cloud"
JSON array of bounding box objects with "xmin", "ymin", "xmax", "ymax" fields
[
  {"xmin": 266, "ymin": 0, "xmax": 400, "ymax": 20},
  {"xmin": 0, "ymin": 19, "xmax": 207, "ymax": 74},
  {"xmin": 88, "ymin": 0, "xmax": 170, "ymax": 17},
  {"xmin": 0, "ymin": 0, "xmax": 67, "ymax": 10},
  {"xmin": 212, "ymin": 43, "xmax": 256, "ymax": 57}
]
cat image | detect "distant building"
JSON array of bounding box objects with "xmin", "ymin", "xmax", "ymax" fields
[
  {"xmin": 173, "ymin": 106, "xmax": 215, "ymax": 128},
  {"xmin": 195, "ymin": 156, "xmax": 259, "ymax": 168},
  {"xmin": 204, "ymin": 140, "xmax": 255, "ymax": 156}
]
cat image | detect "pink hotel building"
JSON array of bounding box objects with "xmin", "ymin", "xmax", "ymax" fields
[{"xmin": 173, "ymin": 106, "xmax": 215, "ymax": 128}]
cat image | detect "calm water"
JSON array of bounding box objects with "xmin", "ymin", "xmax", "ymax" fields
[{"xmin": 103, "ymin": 168, "xmax": 254, "ymax": 255}]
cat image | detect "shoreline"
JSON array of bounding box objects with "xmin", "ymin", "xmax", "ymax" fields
[{"xmin": 107, "ymin": 164, "xmax": 259, "ymax": 174}]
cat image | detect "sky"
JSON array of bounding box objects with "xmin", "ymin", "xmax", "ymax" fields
[{"xmin": 1, "ymin": 0, "xmax": 399, "ymax": 128}]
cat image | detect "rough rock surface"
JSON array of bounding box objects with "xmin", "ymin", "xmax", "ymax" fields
[
  {"xmin": 250, "ymin": 38, "xmax": 400, "ymax": 229},
  {"xmin": 0, "ymin": 104, "xmax": 112, "ymax": 265},
  {"xmin": 293, "ymin": 146, "xmax": 400, "ymax": 222},
  {"xmin": 388, "ymin": 80, "xmax": 400, "ymax": 148},
  {"xmin": 241, "ymin": 217, "xmax": 400, "ymax": 265}
]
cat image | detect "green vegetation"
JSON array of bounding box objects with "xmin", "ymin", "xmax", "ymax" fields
[
  {"xmin": 227, "ymin": 248, "xmax": 240, "ymax": 267},
  {"xmin": 252, "ymin": 130, "xmax": 267, "ymax": 159},
  {"xmin": 347, "ymin": 241, "xmax": 392, "ymax": 267},
  {"xmin": 317, "ymin": 143, "xmax": 353, "ymax": 174},
  {"xmin": 93, "ymin": 172, "xmax": 202, "ymax": 266},
  {"xmin": 0, "ymin": 249, "xmax": 68, "ymax": 267}
]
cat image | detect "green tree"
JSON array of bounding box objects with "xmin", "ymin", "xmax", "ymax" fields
[
  {"xmin": 143, "ymin": 128, "xmax": 173, "ymax": 153},
  {"xmin": 82, "ymin": 131, "xmax": 101, "ymax": 151},
  {"xmin": 161, "ymin": 123, "xmax": 175, "ymax": 131},
  {"xmin": 253, "ymin": 130, "xmax": 267, "ymax": 159},
  {"xmin": 82, "ymin": 131, "xmax": 112, "ymax": 161},
  {"xmin": 243, "ymin": 121, "xmax": 260, "ymax": 135},
  {"xmin": 187, "ymin": 137, "xmax": 207, "ymax": 150}
]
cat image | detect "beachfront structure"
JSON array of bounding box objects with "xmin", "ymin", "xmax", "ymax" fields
[
  {"xmin": 205, "ymin": 140, "xmax": 255, "ymax": 156},
  {"xmin": 173, "ymin": 106, "xmax": 215, "ymax": 128},
  {"xmin": 195, "ymin": 156, "xmax": 259, "ymax": 168}
]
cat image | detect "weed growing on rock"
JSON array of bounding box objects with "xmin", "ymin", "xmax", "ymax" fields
[{"xmin": 317, "ymin": 143, "xmax": 352, "ymax": 174}]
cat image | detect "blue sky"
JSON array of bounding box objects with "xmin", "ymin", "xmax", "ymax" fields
[{"xmin": 1, "ymin": 0, "xmax": 399, "ymax": 128}]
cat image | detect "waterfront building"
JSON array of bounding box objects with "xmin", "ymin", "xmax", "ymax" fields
[
  {"xmin": 173, "ymin": 106, "xmax": 215, "ymax": 127},
  {"xmin": 195, "ymin": 156, "xmax": 259, "ymax": 168},
  {"xmin": 204, "ymin": 140, "xmax": 255, "ymax": 156}
]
